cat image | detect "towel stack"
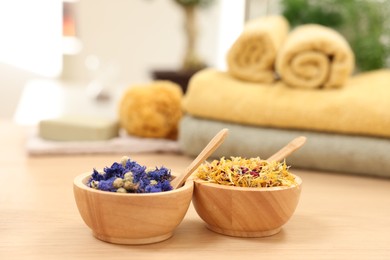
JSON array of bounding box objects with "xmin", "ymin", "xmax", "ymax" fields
[{"xmin": 179, "ymin": 16, "xmax": 390, "ymax": 178}]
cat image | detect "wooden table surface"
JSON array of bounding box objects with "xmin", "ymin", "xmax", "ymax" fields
[{"xmin": 1, "ymin": 121, "xmax": 390, "ymax": 259}]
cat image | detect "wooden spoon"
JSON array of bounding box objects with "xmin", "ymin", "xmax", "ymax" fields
[
  {"xmin": 170, "ymin": 128, "xmax": 229, "ymax": 189},
  {"xmin": 266, "ymin": 136, "xmax": 307, "ymax": 162}
]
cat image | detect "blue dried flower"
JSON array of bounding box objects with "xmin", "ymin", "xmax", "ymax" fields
[
  {"xmin": 144, "ymin": 180, "xmax": 173, "ymax": 193},
  {"xmin": 145, "ymin": 184, "xmax": 162, "ymax": 193},
  {"xmin": 104, "ymin": 162, "xmax": 125, "ymax": 179},
  {"xmin": 160, "ymin": 180, "xmax": 173, "ymax": 192},
  {"xmin": 147, "ymin": 167, "xmax": 172, "ymax": 182},
  {"xmin": 91, "ymin": 168, "xmax": 104, "ymax": 181},
  {"xmin": 97, "ymin": 177, "xmax": 116, "ymax": 192},
  {"xmin": 131, "ymin": 165, "xmax": 147, "ymax": 182},
  {"xmin": 137, "ymin": 177, "xmax": 151, "ymax": 193},
  {"xmin": 124, "ymin": 159, "xmax": 139, "ymax": 171},
  {"xmin": 88, "ymin": 157, "xmax": 173, "ymax": 193}
]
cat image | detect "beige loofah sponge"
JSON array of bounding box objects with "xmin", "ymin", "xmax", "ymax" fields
[{"xmin": 118, "ymin": 81, "xmax": 183, "ymax": 139}]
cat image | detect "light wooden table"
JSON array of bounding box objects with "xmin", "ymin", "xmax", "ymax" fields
[{"xmin": 1, "ymin": 121, "xmax": 390, "ymax": 259}]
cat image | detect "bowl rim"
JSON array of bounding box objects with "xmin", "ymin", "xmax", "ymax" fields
[
  {"xmin": 74, "ymin": 172, "xmax": 193, "ymax": 197},
  {"xmin": 193, "ymin": 174, "xmax": 302, "ymax": 192}
]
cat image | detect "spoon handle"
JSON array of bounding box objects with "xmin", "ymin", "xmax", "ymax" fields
[
  {"xmin": 171, "ymin": 128, "xmax": 229, "ymax": 189},
  {"xmin": 267, "ymin": 136, "xmax": 307, "ymax": 162}
]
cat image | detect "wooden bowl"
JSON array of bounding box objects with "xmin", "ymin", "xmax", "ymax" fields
[
  {"xmin": 73, "ymin": 172, "xmax": 193, "ymax": 245},
  {"xmin": 192, "ymin": 175, "xmax": 302, "ymax": 238}
]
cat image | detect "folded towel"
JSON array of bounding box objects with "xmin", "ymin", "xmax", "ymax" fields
[
  {"xmin": 276, "ymin": 24, "xmax": 355, "ymax": 89},
  {"xmin": 179, "ymin": 115, "xmax": 390, "ymax": 178},
  {"xmin": 183, "ymin": 68, "xmax": 390, "ymax": 138},
  {"xmin": 226, "ymin": 15, "xmax": 289, "ymax": 83}
]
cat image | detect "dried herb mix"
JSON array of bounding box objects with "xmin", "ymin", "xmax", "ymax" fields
[
  {"xmin": 87, "ymin": 156, "xmax": 173, "ymax": 193},
  {"xmin": 196, "ymin": 157, "xmax": 297, "ymax": 188}
]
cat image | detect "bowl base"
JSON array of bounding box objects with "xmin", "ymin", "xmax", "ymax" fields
[
  {"xmin": 206, "ymin": 224, "xmax": 281, "ymax": 238},
  {"xmin": 92, "ymin": 232, "xmax": 173, "ymax": 245}
]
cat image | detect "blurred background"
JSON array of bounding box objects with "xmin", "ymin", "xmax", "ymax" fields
[
  {"xmin": 1, "ymin": 0, "xmax": 389, "ymax": 124},
  {"xmin": 0, "ymin": 0, "xmax": 247, "ymax": 124}
]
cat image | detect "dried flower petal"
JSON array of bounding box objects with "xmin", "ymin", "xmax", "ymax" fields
[{"xmin": 196, "ymin": 157, "xmax": 296, "ymax": 188}]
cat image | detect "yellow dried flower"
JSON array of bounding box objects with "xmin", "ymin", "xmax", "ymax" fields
[
  {"xmin": 113, "ymin": 178, "xmax": 124, "ymax": 188},
  {"xmin": 196, "ymin": 157, "xmax": 296, "ymax": 188},
  {"xmin": 116, "ymin": 187, "xmax": 127, "ymax": 193},
  {"xmin": 124, "ymin": 172, "xmax": 134, "ymax": 182},
  {"xmin": 120, "ymin": 156, "xmax": 130, "ymax": 167},
  {"xmin": 123, "ymin": 181, "xmax": 138, "ymax": 191}
]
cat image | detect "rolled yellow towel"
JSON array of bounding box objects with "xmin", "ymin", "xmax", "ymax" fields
[
  {"xmin": 226, "ymin": 15, "xmax": 290, "ymax": 83},
  {"xmin": 276, "ymin": 24, "xmax": 355, "ymax": 89}
]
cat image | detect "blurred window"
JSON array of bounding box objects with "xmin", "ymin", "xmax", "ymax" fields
[{"xmin": 0, "ymin": 0, "xmax": 62, "ymax": 77}]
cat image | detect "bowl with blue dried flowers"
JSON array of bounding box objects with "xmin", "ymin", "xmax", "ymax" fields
[{"xmin": 73, "ymin": 156, "xmax": 194, "ymax": 245}]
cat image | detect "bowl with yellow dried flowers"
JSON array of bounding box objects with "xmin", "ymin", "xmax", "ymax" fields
[
  {"xmin": 192, "ymin": 137, "xmax": 305, "ymax": 238},
  {"xmin": 73, "ymin": 156, "xmax": 193, "ymax": 245}
]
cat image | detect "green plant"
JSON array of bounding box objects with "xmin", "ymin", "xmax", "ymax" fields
[{"xmin": 280, "ymin": 0, "xmax": 390, "ymax": 71}]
